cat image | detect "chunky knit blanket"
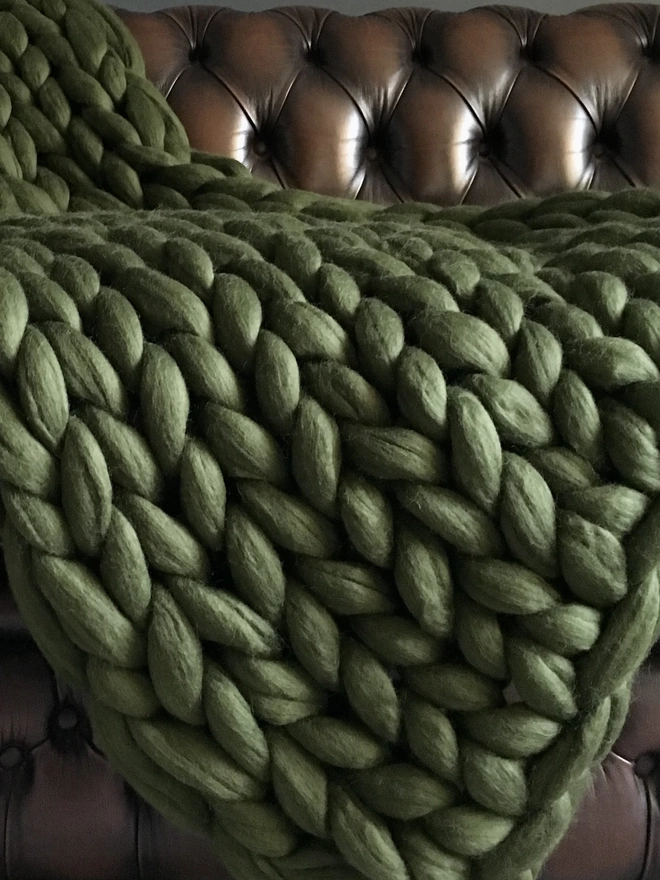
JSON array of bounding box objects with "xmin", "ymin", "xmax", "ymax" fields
[{"xmin": 2, "ymin": 1, "xmax": 660, "ymax": 879}]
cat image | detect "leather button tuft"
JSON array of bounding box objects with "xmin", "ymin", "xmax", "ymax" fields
[
  {"xmin": 521, "ymin": 41, "xmax": 539, "ymax": 63},
  {"xmin": 253, "ymin": 139, "xmax": 269, "ymax": 158},
  {"xmin": 643, "ymin": 41, "xmax": 657, "ymax": 60},
  {"xmin": 49, "ymin": 703, "xmax": 89, "ymax": 756},
  {"xmin": 57, "ymin": 706, "xmax": 79, "ymax": 730},
  {"xmin": 635, "ymin": 754, "xmax": 656, "ymax": 777},
  {"xmin": 479, "ymin": 127, "xmax": 504, "ymax": 159},
  {"xmin": 593, "ymin": 128, "xmax": 620, "ymax": 159},
  {"xmin": 188, "ymin": 43, "xmax": 209, "ymax": 64},
  {"xmin": 306, "ymin": 44, "xmax": 324, "ymax": 65},
  {"xmin": 365, "ymin": 145, "xmax": 378, "ymax": 162},
  {"xmin": 0, "ymin": 745, "xmax": 24, "ymax": 769},
  {"xmin": 412, "ymin": 45, "xmax": 431, "ymax": 66}
]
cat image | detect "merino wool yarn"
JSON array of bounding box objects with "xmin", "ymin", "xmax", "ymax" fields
[{"xmin": 2, "ymin": 2, "xmax": 660, "ymax": 880}]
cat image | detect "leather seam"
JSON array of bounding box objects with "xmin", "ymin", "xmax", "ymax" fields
[
  {"xmin": 159, "ymin": 7, "xmax": 215, "ymax": 102},
  {"xmin": 459, "ymin": 165, "xmax": 481, "ymax": 205},
  {"xmin": 199, "ymin": 6, "xmax": 218, "ymax": 45},
  {"xmin": 609, "ymin": 66, "xmax": 641, "ymax": 131},
  {"xmin": 196, "ymin": 63, "xmax": 287, "ymax": 190},
  {"xmin": 271, "ymin": 6, "xmax": 333, "ymax": 41},
  {"xmin": 488, "ymin": 7, "xmax": 549, "ymax": 46},
  {"xmin": 186, "ymin": 62, "xmax": 257, "ymax": 134},
  {"xmin": 379, "ymin": 70, "xmax": 417, "ymax": 203},
  {"xmin": 640, "ymin": 776, "xmax": 652, "ymax": 880},
  {"xmin": 485, "ymin": 156, "xmax": 527, "ymax": 200},
  {"xmin": 528, "ymin": 13, "xmax": 547, "ymax": 49},
  {"xmin": 533, "ymin": 63, "xmax": 598, "ymax": 133},
  {"xmin": 605, "ymin": 152, "xmax": 641, "ymax": 188},
  {"xmin": 582, "ymin": 6, "xmax": 652, "ymax": 40},
  {"xmin": 371, "ymin": 6, "xmax": 434, "ymax": 46}
]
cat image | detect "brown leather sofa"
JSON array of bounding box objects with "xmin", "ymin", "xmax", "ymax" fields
[{"xmin": 3, "ymin": 3, "xmax": 660, "ymax": 879}]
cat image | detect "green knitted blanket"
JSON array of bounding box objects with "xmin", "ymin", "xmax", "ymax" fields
[{"xmin": 2, "ymin": 1, "xmax": 660, "ymax": 879}]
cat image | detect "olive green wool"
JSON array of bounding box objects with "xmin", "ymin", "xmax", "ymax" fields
[{"xmin": 2, "ymin": 2, "xmax": 660, "ymax": 880}]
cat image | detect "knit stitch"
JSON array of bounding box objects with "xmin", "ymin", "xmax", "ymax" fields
[{"xmin": 0, "ymin": 2, "xmax": 660, "ymax": 880}]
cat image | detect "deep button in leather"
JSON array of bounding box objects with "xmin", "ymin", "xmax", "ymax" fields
[
  {"xmin": 635, "ymin": 753, "xmax": 657, "ymax": 777},
  {"xmin": 253, "ymin": 138, "xmax": 270, "ymax": 158},
  {"xmin": 0, "ymin": 744, "xmax": 24, "ymax": 769},
  {"xmin": 57, "ymin": 705, "xmax": 79, "ymax": 730},
  {"xmin": 479, "ymin": 127, "xmax": 504, "ymax": 160},
  {"xmin": 306, "ymin": 43, "xmax": 325, "ymax": 65},
  {"xmin": 593, "ymin": 128, "xmax": 621, "ymax": 160},
  {"xmin": 642, "ymin": 40, "xmax": 658, "ymax": 60},
  {"xmin": 365, "ymin": 145, "xmax": 379, "ymax": 162},
  {"xmin": 520, "ymin": 40, "xmax": 540, "ymax": 64},
  {"xmin": 412, "ymin": 44, "xmax": 432, "ymax": 66},
  {"xmin": 188, "ymin": 42, "xmax": 209, "ymax": 64},
  {"xmin": 49, "ymin": 702, "xmax": 90, "ymax": 755}
]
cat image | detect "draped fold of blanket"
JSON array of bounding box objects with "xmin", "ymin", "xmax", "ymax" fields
[{"xmin": 2, "ymin": 1, "xmax": 660, "ymax": 879}]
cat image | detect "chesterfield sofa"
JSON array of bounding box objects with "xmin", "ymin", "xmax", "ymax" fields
[{"xmin": 3, "ymin": 3, "xmax": 660, "ymax": 879}]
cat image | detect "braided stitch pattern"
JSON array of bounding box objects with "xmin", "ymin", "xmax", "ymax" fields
[
  {"xmin": 0, "ymin": 0, "xmax": 201, "ymax": 214},
  {"xmin": 2, "ymin": 191, "xmax": 660, "ymax": 880},
  {"xmin": 0, "ymin": 1, "xmax": 659, "ymax": 877}
]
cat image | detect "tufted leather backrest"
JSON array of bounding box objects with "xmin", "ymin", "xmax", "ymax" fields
[{"xmin": 118, "ymin": 3, "xmax": 660, "ymax": 206}]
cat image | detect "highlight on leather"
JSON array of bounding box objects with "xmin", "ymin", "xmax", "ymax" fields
[
  {"xmin": 116, "ymin": 3, "xmax": 660, "ymax": 206},
  {"xmin": 1, "ymin": 1, "xmax": 660, "ymax": 880}
]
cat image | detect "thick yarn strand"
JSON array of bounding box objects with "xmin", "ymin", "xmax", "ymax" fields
[{"xmin": 0, "ymin": 2, "xmax": 660, "ymax": 880}]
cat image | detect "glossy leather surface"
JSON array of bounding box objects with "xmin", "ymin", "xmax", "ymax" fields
[
  {"xmin": 4, "ymin": 5, "xmax": 660, "ymax": 879},
  {"xmin": 120, "ymin": 3, "xmax": 660, "ymax": 206}
]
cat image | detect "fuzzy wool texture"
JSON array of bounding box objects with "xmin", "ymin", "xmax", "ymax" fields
[{"xmin": 1, "ymin": 1, "xmax": 660, "ymax": 879}]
